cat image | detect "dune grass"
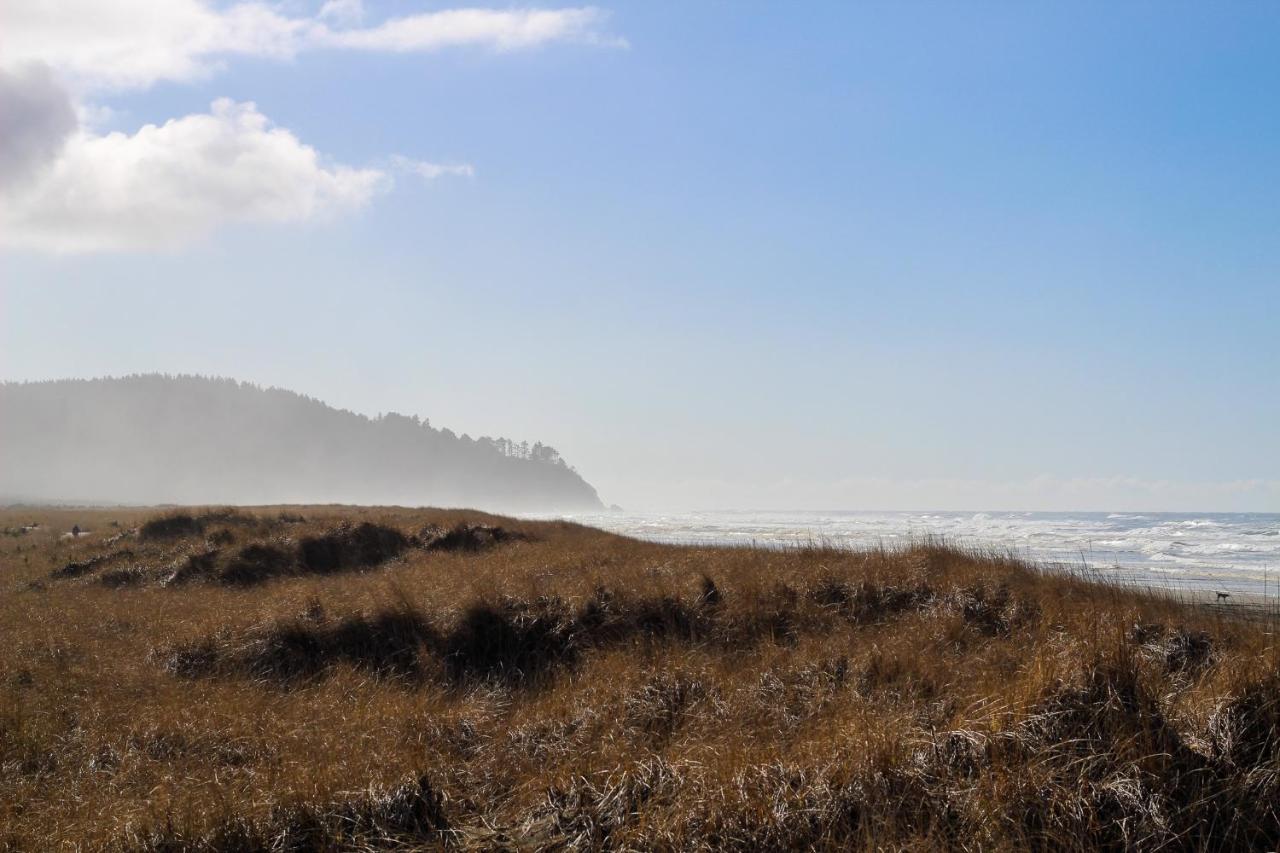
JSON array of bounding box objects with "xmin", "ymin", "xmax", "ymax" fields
[{"xmin": 1, "ymin": 505, "xmax": 1278, "ymax": 851}]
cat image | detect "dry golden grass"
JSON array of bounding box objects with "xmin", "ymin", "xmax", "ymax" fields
[{"xmin": 2, "ymin": 505, "xmax": 1279, "ymax": 851}]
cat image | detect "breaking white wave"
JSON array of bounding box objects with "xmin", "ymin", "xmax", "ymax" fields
[{"xmin": 538, "ymin": 510, "xmax": 1280, "ymax": 597}]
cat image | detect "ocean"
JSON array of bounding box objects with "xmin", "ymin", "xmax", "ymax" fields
[{"xmin": 548, "ymin": 510, "xmax": 1280, "ymax": 597}]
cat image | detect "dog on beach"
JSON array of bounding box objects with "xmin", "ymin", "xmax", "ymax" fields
[{"xmin": 1215, "ymin": 591, "xmax": 1230, "ymax": 602}]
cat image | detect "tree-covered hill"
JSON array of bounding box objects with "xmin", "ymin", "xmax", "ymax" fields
[{"xmin": 0, "ymin": 375, "xmax": 602, "ymax": 511}]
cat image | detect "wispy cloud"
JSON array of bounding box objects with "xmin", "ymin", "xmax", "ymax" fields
[
  {"xmin": 322, "ymin": 7, "xmax": 627, "ymax": 55},
  {"xmin": 392, "ymin": 155, "xmax": 476, "ymax": 182},
  {"xmin": 0, "ymin": 1, "xmax": 625, "ymax": 92}
]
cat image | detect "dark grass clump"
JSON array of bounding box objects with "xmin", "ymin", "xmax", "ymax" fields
[
  {"xmin": 810, "ymin": 577, "xmax": 935, "ymax": 623},
  {"xmin": 218, "ymin": 523, "xmax": 411, "ymax": 586},
  {"xmin": 323, "ymin": 611, "xmax": 436, "ymax": 680},
  {"xmin": 98, "ymin": 566, "xmax": 151, "ymax": 588},
  {"xmin": 140, "ymin": 509, "xmax": 272, "ymax": 543},
  {"xmin": 577, "ymin": 587, "xmax": 711, "ymax": 647},
  {"xmin": 1133, "ymin": 623, "xmax": 1216, "ymax": 674},
  {"xmin": 623, "ymin": 676, "xmax": 710, "ymax": 745},
  {"xmin": 162, "ymin": 550, "xmax": 221, "ymax": 586},
  {"xmin": 245, "ymin": 610, "xmax": 435, "ymax": 684},
  {"xmin": 153, "ymin": 636, "xmax": 222, "ymax": 679},
  {"xmin": 199, "ymin": 508, "xmax": 270, "ymax": 527},
  {"xmin": 139, "ymin": 514, "xmax": 206, "ymax": 541},
  {"xmin": 444, "ymin": 597, "xmax": 579, "ymax": 684},
  {"xmin": 161, "ymin": 586, "xmax": 718, "ymax": 689},
  {"xmin": 50, "ymin": 553, "xmax": 112, "ymax": 580},
  {"xmin": 217, "ymin": 543, "xmax": 296, "ymax": 586},
  {"xmin": 946, "ymin": 583, "xmax": 1041, "ymax": 637},
  {"xmin": 986, "ymin": 658, "xmax": 1229, "ymax": 850},
  {"xmin": 53, "ymin": 518, "xmax": 523, "ymax": 594},
  {"xmin": 180, "ymin": 524, "xmax": 413, "ymax": 587},
  {"xmin": 206, "ymin": 529, "xmax": 236, "ymax": 546},
  {"xmin": 1017, "ymin": 657, "xmax": 1192, "ymax": 760},
  {"xmin": 120, "ymin": 774, "xmax": 448, "ymax": 852},
  {"xmin": 298, "ymin": 523, "xmax": 410, "ymax": 574},
  {"xmin": 423, "ymin": 523, "xmax": 528, "ymax": 552},
  {"xmin": 163, "ymin": 578, "xmax": 909, "ymax": 691},
  {"xmin": 50, "ymin": 549, "xmax": 137, "ymax": 581},
  {"xmin": 524, "ymin": 758, "xmax": 682, "ymax": 849},
  {"xmin": 1210, "ymin": 674, "xmax": 1280, "ymax": 769},
  {"xmin": 156, "ymin": 577, "xmax": 948, "ymax": 691},
  {"xmin": 160, "ymin": 609, "xmax": 437, "ymax": 685}
]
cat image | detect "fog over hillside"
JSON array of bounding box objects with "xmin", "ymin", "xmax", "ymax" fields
[{"xmin": 0, "ymin": 375, "xmax": 603, "ymax": 511}]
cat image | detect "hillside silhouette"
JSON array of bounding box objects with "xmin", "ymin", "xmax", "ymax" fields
[{"xmin": 0, "ymin": 375, "xmax": 602, "ymax": 511}]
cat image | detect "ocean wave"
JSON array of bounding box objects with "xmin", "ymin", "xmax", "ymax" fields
[{"xmin": 558, "ymin": 510, "xmax": 1280, "ymax": 594}]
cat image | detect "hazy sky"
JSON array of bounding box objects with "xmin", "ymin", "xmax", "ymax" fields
[{"xmin": 2, "ymin": 1, "xmax": 1278, "ymax": 511}]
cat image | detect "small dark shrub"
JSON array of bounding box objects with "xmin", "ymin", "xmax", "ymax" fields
[
  {"xmin": 50, "ymin": 550, "xmax": 136, "ymax": 581},
  {"xmin": 1164, "ymin": 628, "xmax": 1215, "ymax": 673},
  {"xmin": 51, "ymin": 554, "xmax": 110, "ymax": 579},
  {"xmin": 424, "ymin": 523, "xmax": 526, "ymax": 553},
  {"xmin": 240, "ymin": 621, "xmax": 332, "ymax": 683},
  {"xmin": 206, "ymin": 529, "xmax": 235, "ymax": 546},
  {"xmin": 154, "ymin": 638, "xmax": 222, "ymax": 679},
  {"xmin": 218, "ymin": 543, "xmax": 295, "ymax": 586},
  {"xmin": 1210, "ymin": 675, "xmax": 1280, "ymax": 768},
  {"xmin": 99, "ymin": 567, "xmax": 149, "ymax": 588},
  {"xmin": 140, "ymin": 514, "xmax": 204, "ymax": 541},
  {"xmin": 162, "ymin": 551, "xmax": 221, "ymax": 587},
  {"xmin": 298, "ymin": 523, "xmax": 409, "ymax": 574},
  {"xmin": 329, "ymin": 611, "xmax": 436, "ymax": 679},
  {"xmin": 629, "ymin": 595, "xmax": 706, "ymax": 642},
  {"xmin": 812, "ymin": 579, "xmax": 934, "ymax": 623},
  {"xmin": 235, "ymin": 610, "xmax": 436, "ymax": 685},
  {"xmin": 444, "ymin": 598, "xmax": 577, "ymax": 684}
]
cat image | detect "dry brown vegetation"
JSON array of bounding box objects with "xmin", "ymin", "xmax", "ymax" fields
[{"xmin": 2, "ymin": 505, "xmax": 1280, "ymax": 851}]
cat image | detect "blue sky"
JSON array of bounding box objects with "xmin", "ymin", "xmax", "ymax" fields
[{"xmin": 2, "ymin": 1, "xmax": 1278, "ymax": 510}]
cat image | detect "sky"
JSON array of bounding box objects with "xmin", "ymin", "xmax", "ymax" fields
[{"xmin": 2, "ymin": 1, "xmax": 1278, "ymax": 512}]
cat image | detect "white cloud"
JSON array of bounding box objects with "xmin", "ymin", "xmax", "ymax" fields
[
  {"xmin": 0, "ymin": 99, "xmax": 385, "ymax": 253},
  {"xmin": 0, "ymin": 1, "xmax": 624, "ymax": 92},
  {"xmin": 0, "ymin": 2, "xmax": 623, "ymax": 253},
  {"xmin": 323, "ymin": 8, "xmax": 626, "ymax": 53},
  {"xmin": 318, "ymin": 0, "xmax": 366, "ymax": 27},
  {"xmin": 0, "ymin": 64, "xmax": 78, "ymax": 187},
  {"xmin": 0, "ymin": 1, "xmax": 308, "ymax": 91},
  {"xmin": 392, "ymin": 155, "xmax": 476, "ymax": 181}
]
